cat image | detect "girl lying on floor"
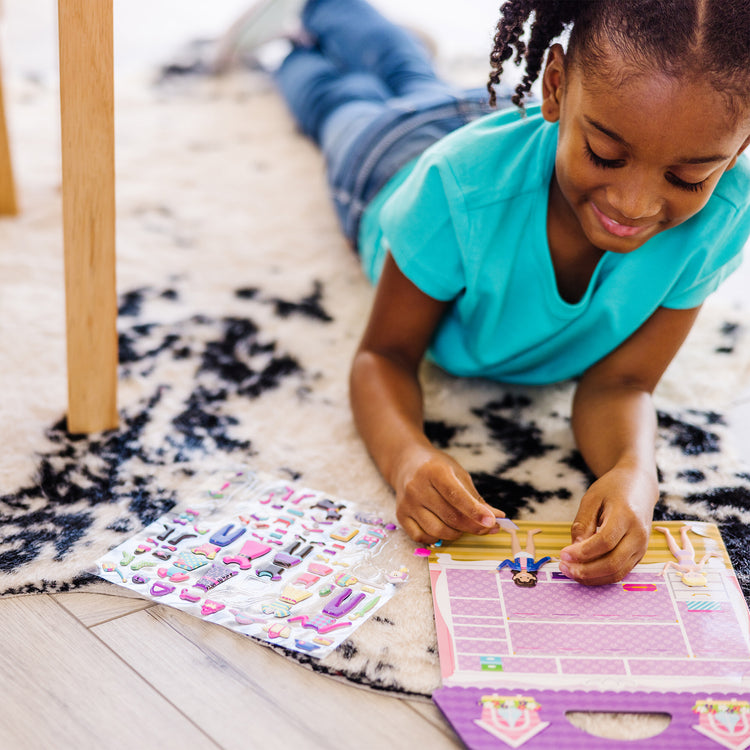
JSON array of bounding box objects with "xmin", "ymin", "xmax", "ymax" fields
[{"xmin": 237, "ymin": 0, "xmax": 750, "ymax": 585}]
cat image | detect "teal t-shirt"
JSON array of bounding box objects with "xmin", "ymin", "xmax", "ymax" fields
[{"xmin": 358, "ymin": 105, "xmax": 750, "ymax": 384}]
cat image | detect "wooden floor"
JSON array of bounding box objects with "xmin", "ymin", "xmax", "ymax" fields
[{"xmin": 0, "ymin": 590, "xmax": 460, "ymax": 750}]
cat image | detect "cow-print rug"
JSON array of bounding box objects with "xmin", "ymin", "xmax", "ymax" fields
[{"xmin": 1, "ymin": 71, "xmax": 749, "ymax": 697}]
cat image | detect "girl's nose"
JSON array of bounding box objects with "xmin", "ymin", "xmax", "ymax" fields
[{"xmin": 606, "ymin": 170, "xmax": 663, "ymax": 221}]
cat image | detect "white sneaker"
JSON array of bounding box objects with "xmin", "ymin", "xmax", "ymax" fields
[{"xmin": 210, "ymin": 0, "xmax": 309, "ymax": 74}]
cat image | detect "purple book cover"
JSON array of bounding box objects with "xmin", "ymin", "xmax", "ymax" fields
[{"xmin": 433, "ymin": 686, "xmax": 750, "ymax": 749}]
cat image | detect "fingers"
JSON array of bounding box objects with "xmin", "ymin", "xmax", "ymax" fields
[
  {"xmin": 398, "ymin": 509, "xmax": 462, "ymax": 546},
  {"xmin": 560, "ymin": 511, "xmax": 649, "ymax": 585},
  {"xmin": 398, "ymin": 493, "xmax": 502, "ymax": 544},
  {"xmin": 396, "ymin": 458, "xmax": 504, "ymax": 544},
  {"xmin": 559, "ymin": 539, "xmax": 646, "ymax": 585},
  {"xmin": 568, "ymin": 488, "xmax": 602, "ymax": 545},
  {"xmin": 563, "ymin": 519, "xmax": 628, "ymax": 564},
  {"xmin": 430, "ymin": 467, "xmax": 504, "ymax": 529}
]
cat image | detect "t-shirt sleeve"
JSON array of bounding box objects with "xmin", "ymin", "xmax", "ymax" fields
[
  {"xmin": 662, "ymin": 248, "xmax": 744, "ymax": 309},
  {"xmin": 662, "ymin": 179, "xmax": 750, "ymax": 309},
  {"xmin": 377, "ymin": 151, "xmax": 467, "ymax": 302}
]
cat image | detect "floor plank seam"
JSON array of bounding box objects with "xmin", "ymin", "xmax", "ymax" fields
[
  {"xmin": 121, "ymin": 605, "xmax": 324, "ymax": 734},
  {"xmin": 54, "ymin": 598, "xmax": 226, "ymax": 749},
  {"xmin": 52, "ymin": 593, "xmax": 155, "ymax": 628},
  {"xmin": 84, "ymin": 603, "xmax": 156, "ymax": 629},
  {"xmin": 137, "ymin": 605, "xmax": 440, "ymax": 746},
  {"xmin": 403, "ymin": 701, "xmax": 456, "ymax": 739}
]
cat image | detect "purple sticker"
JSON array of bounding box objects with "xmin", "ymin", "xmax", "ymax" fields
[{"xmin": 150, "ymin": 581, "xmax": 175, "ymax": 597}]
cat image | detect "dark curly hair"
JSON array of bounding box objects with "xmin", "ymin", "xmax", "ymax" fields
[
  {"xmin": 511, "ymin": 569, "xmax": 539, "ymax": 587},
  {"xmin": 487, "ymin": 0, "xmax": 750, "ymax": 111}
]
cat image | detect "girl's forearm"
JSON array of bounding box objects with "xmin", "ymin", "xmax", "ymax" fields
[
  {"xmin": 349, "ymin": 349, "xmax": 432, "ymax": 490},
  {"xmin": 572, "ymin": 378, "xmax": 658, "ymax": 484},
  {"xmin": 350, "ymin": 347, "xmax": 504, "ymax": 542},
  {"xmin": 560, "ymin": 308, "xmax": 700, "ymax": 583}
]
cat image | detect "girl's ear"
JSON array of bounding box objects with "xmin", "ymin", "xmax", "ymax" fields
[{"xmin": 541, "ymin": 44, "xmax": 566, "ymax": 123}]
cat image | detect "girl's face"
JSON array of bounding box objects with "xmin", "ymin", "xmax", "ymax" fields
[{"xmin": 541, "ymin": 45, "xmax": 750, "ymax": 256}]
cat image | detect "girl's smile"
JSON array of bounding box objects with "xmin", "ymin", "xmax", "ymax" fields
[{"xmin": 589, "ymin": 201, "xmax": 658, "ymax": 239}]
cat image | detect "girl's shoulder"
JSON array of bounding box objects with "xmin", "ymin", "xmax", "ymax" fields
[
  {"xmin": 436, "ymin": 103, "xmax": 551, "ymax": 154},
  {"xmin": 428, "ymin": 104, "xmax": 557, "ymax": 204}
]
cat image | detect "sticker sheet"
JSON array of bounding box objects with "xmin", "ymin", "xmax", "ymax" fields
[
  {"xmin": 429, "ymin": 521, "xmax": 750, "ymax": 749},
  {"xmin": 94, "ymin": 470, "xmax": 404, "ymax": 658}
]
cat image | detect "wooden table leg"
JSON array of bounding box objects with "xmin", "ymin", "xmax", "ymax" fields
[
  {"xmin": 58, "ymin": 0, "xmax": 118, "ymax": 433},
  {"xmin": 0, "ymin": 52, "xmax": 18, "ymax": 215}
]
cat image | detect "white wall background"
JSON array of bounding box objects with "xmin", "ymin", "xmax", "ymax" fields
[{"xmin": 1, "ymin": 0, "xmax": 503, "ymax": 79}]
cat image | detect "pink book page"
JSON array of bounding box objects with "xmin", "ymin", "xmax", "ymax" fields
[{"xmin": 428, "ymin": 521, "xmax": 750, "ymax": 693}]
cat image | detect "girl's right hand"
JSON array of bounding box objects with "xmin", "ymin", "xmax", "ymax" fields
[{"xmin": 393, "ymin": 444, "xmax": 504, "ymax": 544}]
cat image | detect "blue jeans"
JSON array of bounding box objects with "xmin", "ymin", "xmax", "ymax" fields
[{"xmin": 274, "ymin": 0, "xmax": 510, "ymax": 245}]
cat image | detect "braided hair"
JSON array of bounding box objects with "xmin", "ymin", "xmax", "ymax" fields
[{"xmin": 488, "ymin": 0, "xmax": 750, "ymax": 111}]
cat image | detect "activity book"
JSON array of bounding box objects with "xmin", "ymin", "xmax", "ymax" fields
[
  {"xmin": 94, "ymin": 469, "xmax": 405, "ymax": 658},
  {"xmin": 93, "ymin": 469, "xmax": 750, "ymax": 747},
  {"xmin": 429, "ymin": 521, "xmax": 750, "ymax": 749}
]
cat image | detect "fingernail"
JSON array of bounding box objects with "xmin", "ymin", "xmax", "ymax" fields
[
  {"xmin": 481, "ymin": 515, "xmax": 496, "ymax": 528},
  {"xmin": 559, "ymin": 563, "xmax": 572, "ymax": 578},
  {"xmin": 559, "ymin": 551, "xmax": 572, "ymax": 562}
]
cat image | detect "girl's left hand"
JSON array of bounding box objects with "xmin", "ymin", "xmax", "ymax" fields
[{"xmin": 557, "ymin": 464, "xmax": 657, "ymax": 585}]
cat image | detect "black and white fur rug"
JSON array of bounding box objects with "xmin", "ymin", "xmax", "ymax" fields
[{"xmin": 1, "ymin": 70, "xmax": 749, "ymax": 697}]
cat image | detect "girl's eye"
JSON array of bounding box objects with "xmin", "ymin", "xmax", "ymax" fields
[
  {"xmin": 586, "ymin": 141, "xmax": 708, "ymax": 193},
  {"xmin": 584, "ymin": 142, "xmax": 624, "ymax": 169},
  {"xmin": 665, "ymin": 172, "xmax": 707, "ymax": 193}
]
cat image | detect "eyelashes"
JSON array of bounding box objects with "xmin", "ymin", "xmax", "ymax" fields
[
  {"xmin": 664, "ymin": 172, "xmax": 707, "ymax": 193},
  {"xmin": 583, "ymin": 142, "xmax": 707, "ymax": 193},
  {"xmin": 584, "ymin": 142, "xmax": 624, "ymax": 170}
]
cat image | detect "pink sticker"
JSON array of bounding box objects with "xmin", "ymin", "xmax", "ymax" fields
[
  {"xmin": 266, "ymin": 623, "xmax": 291, "ymax": 639},
  {"xmin": 414, "ymin": 548, "xmax": 431, "ymax": 557},
  {"xmin": 201, "ymin": 600, "xmax": 225, "ymax": 616},
  {"xmin": 230, "ymin": 609, "xmax": 265, "ymax": 626},
  {"xmin": 623, "ymin": 583, "xmax": 658, "ymax": 592},
  {"xmin": 192, "ymin": 542, "xmax": 221, "ymax": 559},
  {"xmin": 293, "ymin": 573, "xmax": 321, "ymax": 589}
]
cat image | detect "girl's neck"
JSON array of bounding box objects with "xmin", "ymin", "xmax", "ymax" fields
[{"xmin": 546, "ymin": 172, "xmax": 604, "ymax": 304}]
